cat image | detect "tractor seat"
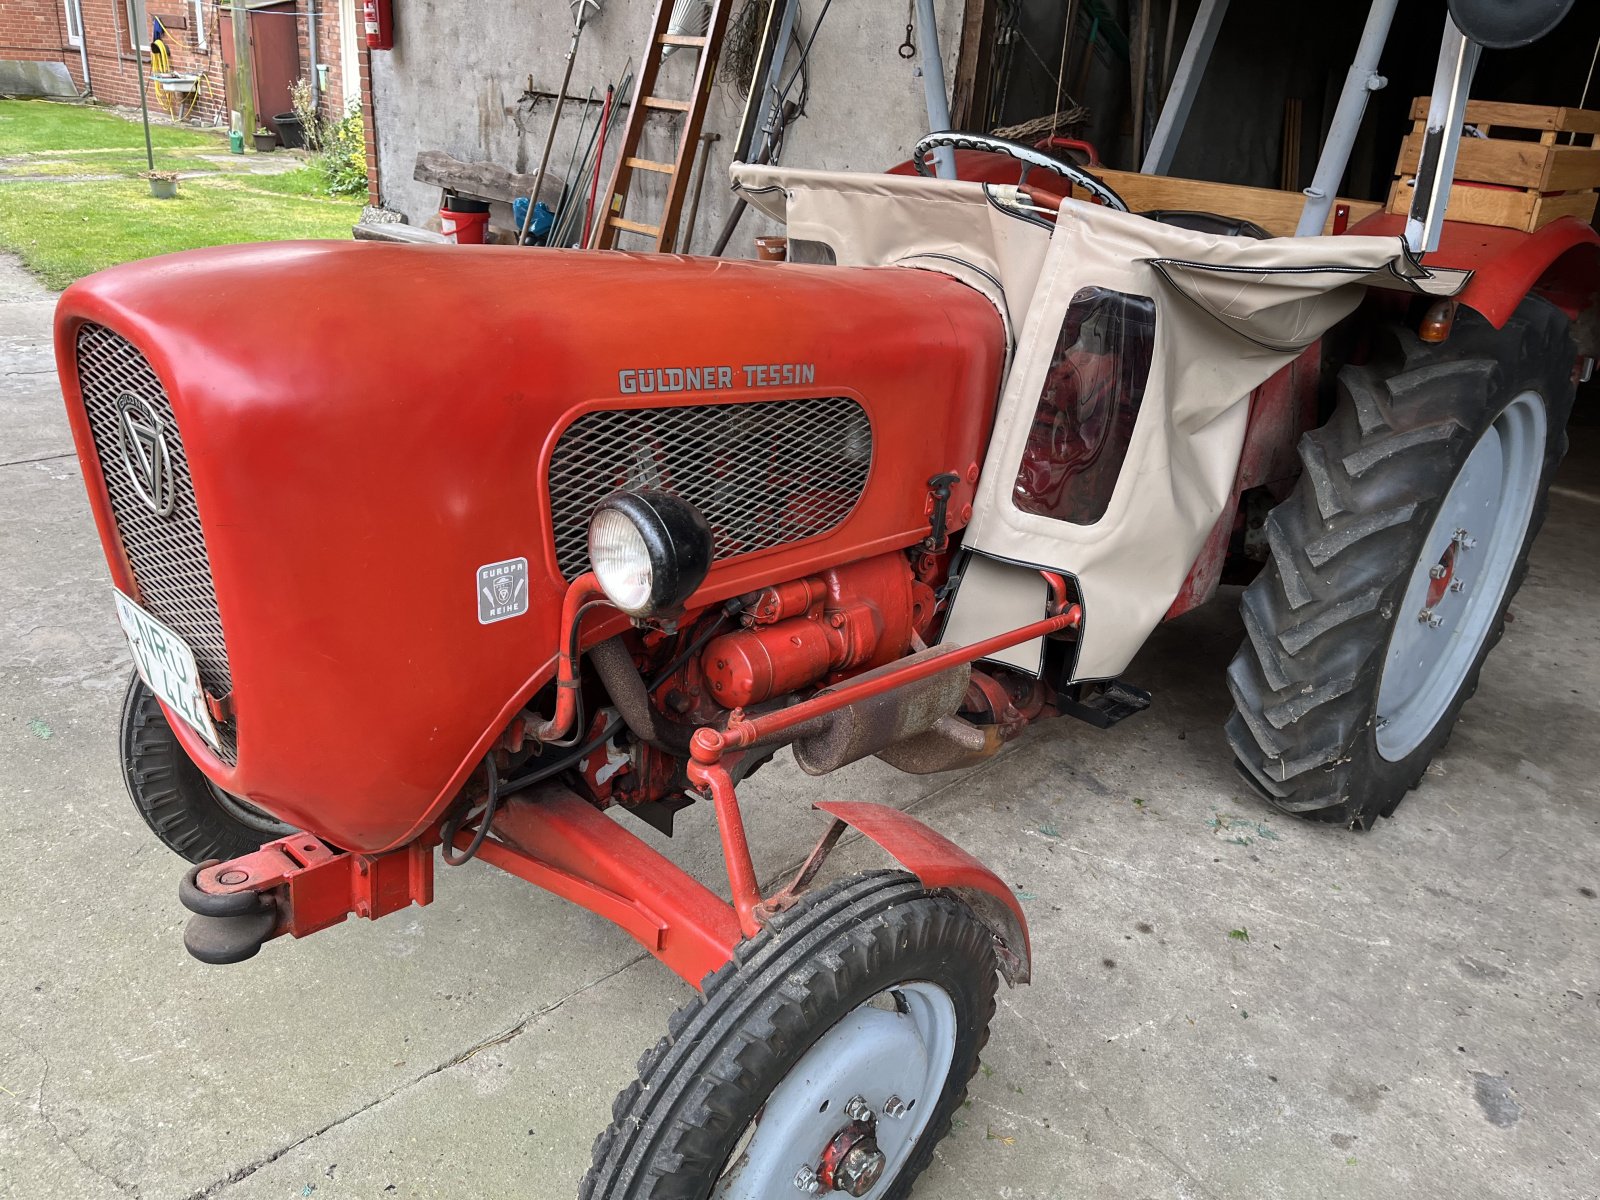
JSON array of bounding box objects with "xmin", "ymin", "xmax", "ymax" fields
[{"xmin": 1138, "ymin": 209, "xmax": 1271, "ymax": 240}]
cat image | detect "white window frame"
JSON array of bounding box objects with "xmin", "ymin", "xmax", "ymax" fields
[
  {"xmin": 193, "ymin": 0, "xmax": 209, "ymax": 50},
  {"xmin": 63, "ymin": 0, "xmax": 83, "ymax": 48},
  {"xmin": 126, "ymin": 0, "xmax": 152, "ymax": 52}
]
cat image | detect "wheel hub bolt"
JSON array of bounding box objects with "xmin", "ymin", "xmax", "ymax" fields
[
  {"xmin": 834, "ymin": 1143, "xmax": 887, "ymax": 1196},
  {"xmin": 1429, "ymin": 564, "xmax": 1447, "ymax": 579},
  {"xmin": 1450, "ymin": 579, "xmax": 1465, "ymax": 593},
  {"xmin": 882, "ymin": 1095, "xmax": 909, "ymax": 1119},
  {"xmin": 218, "ymin": 870, "xmax": 249, "ymax": 885},
  {"xmin": 793, "ymin": 1165, "xmax": 821, "ymax": 1194},
  {"xmin": 844, "ymin": 1095, "xmax": 874, "ymax": 1123},
  {"xmin": 1427, "ymin": 613, "xmax": 1444, "ymax": 629}
]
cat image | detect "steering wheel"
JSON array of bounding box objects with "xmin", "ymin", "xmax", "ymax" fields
[{"xmin": 912, "ymin": 131, "xmax": 1130, "ymax": 213}]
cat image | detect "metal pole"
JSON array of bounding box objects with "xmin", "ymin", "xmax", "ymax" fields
[
  {"xmin": 231, "ymin": 0, "xmax": 255, "ymax": 143},
  {"xmin": 521, "ymin": 24, "xmax": 583, "ymax": 244},
  {"xmin": 1141, "ymin": 0, "xmax": 1228, "ymax": 175},
  {"xmin": 1294, "ymin": 0, "xmax": 1399, "ymax": 236},
  {"xmin": 134, "ymin": 21, "xmax": 154, "ymax": 170},
  {"xmin": 914, "ymin": 0, "xmax": 956, "ymax": 178},
  {"xmin": 307, "ymin": 0, "xmax": 319, "ymax": 109},
  {"xmin": 1405, "ymin": 16, "xmax": 1481, "ymax": 254}
]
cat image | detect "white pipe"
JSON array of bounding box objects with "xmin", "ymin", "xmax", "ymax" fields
[
  {"xmin": 914, "ymin": 0, "xmax": 955, "ymax": 178},
  {"xmin": 74, "ymin": 0, "xmax": 92, "ymax": 97},
  {"xmin": 1295, "ymin": 0, "xmax": 1399, "ymax": 236}
]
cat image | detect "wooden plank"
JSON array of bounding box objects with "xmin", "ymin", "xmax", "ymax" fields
[
  {"xmin": 950, "ymin": 0, "xmax": 997, "ymax": 131},
  {"xmin": 412, "ymin": 150, "xmax": 559, "ymax": 204},
  {"xmin": 658, "ymin": 34, "xmax": 708, "ymax": 47},
  {"xmin": 1531, "ymin": 189, "xmax": 1600, "ymax": 229},
  {"xmin": 1407, "ymin": 97, "xmax": 1600, "ymax": 136},
  {"xmin": 352, "ymin": 222, "xmax": 450, "ymax": 244},
  {"xmin": 643, "ymin": 96, "xmax": 693, "ymax": 112},
  {"xmin": 1396, "ymin": 132, "xmax": 1545, "ymax": 188},
  {"xmin": 625, "ymin": 157, "xmax": 675, "ymax": 174},
  {"xmin": 1394, "ymin": 132, "xmax": 1600, "ymax": 192},
  {"xmin": 1386, "ymin": 176, "xmax": 1538, "ymax": 230},
  {"xmin": 609, "ymin": 216, "xmax": 663, "ymax": 237},
  {"xmin": 1542, "ymin": 145, "xmax": 1600, "ymax": 191},
  {"xmin": 1082, "ymin": 169, "xmax": 1381, "ymax": 238}
]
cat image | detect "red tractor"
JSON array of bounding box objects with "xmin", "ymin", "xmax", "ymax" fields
[{"xmin": 56, "ymin": 3, "xmax": 1595, "ymax": 1196}]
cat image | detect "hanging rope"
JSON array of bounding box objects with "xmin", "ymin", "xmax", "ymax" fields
[{"xmin": 1052, "ymin": 0, "xmax": 1079, "ymax": 140}]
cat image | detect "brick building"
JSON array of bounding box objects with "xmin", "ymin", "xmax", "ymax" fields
[{"xmin": 1, "ymin": 2, "xmax": 365, "ymax": 133}]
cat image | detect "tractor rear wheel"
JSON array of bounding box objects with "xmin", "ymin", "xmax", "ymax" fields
[
  {"xmin": 121, "ymin": 672, "xmax": 295, "ymax": 862},
  {"xmin": 1226, "ymin": 298, "xmax": 1575, "ymax": 829},
  {"xmin": 580, "ymin": 871, "xmax": 997, "ymax": 1199}
]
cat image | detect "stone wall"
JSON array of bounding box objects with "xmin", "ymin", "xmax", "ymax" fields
[{"xmin": 368, "ymin": 0, "xmax": 966, "ymax": 255}]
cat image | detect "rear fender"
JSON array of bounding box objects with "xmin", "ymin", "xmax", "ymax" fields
[
  {"xmin": 1350, "ymin": 213, "xmax": 1600, "ymax": 355},
  {"xmin": 814, "ymin": 800, "xmax": 1031, "ymax": 985}
]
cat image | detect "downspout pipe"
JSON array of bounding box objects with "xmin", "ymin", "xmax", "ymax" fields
[
  {"xmin": 73, "ymin": 0, "xmax": 92, "ymax": 97},
  {"xmin": 1295, "ymin": 0, "xmax": 1399, "ymax": 236},
  {"xmin": 306, "ymin": 0, "xmax": 319, "ymax": 109}
]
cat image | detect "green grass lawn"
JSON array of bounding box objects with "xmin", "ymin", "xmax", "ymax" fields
[
  {"xmin": 0, "ymin": 98, "xmax": 222, "ymax": 154},
  {"xmin": 0, "ymin": 99, "xmax": 361, "ymax": 289}
]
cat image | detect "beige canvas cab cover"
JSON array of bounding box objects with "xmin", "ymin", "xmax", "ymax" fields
[{"xmin": 732, "ymin": 164, "xmax": 1468, "ymax": 681}]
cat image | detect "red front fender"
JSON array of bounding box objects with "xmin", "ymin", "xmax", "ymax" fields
[{"xmin": 815, "ymin": 801, "xmax": 1031, "ymax": 985}]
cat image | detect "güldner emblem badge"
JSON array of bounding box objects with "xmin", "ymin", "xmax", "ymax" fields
[{"xmin": 114, "ymin": 392, "xmax": 176, "ymax": 518}]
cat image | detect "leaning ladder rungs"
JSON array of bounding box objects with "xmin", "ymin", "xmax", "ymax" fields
[
  {"xmin": 625, "ymin": 157, "xmax": 675, "ymax": 174},
  {"xmin": 642, "ymin": 96, "xmax": 693, "ymax": 112},
  {"xmin": 658, "ymin": 34, "xmax": 707, "ymax": 47},
  {"xmin": 608, "ymin": 216, "xmax": 663, "ymax": 237}
]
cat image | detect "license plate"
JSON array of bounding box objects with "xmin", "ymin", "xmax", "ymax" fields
[{"xmin": 113, "ymin": 590, "xmax": 223, "ymax": 753}]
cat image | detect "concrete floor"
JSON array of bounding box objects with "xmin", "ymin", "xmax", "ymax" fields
[{"xmin": 2, "ymin": 253, "xmax": 1597, "ymax": 1200}]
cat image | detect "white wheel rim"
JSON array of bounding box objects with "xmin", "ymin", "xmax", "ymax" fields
[
  {"xmin": 712, "ymin": 981, "xmax": 958, "ymax": 1199},
  {"xmin": 1375, "ymin": 390, "xmax": 1546, "ymax": 761}
]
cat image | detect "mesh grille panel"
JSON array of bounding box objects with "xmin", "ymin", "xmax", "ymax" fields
[
  {"xmin": 76, "ymin": 324, "xmax": 237, "ymax": 764},
  {"xmin": 548, "ymin": 396, "xmax": 873, "ymax": 579}
]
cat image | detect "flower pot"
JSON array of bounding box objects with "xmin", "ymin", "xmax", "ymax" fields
[
  {"xmin": 147, "ymin": 177, "xmax": 179, "ymax": 200},
  {"xmin": 273, "ymin": 113, "xmax": 307, "ymax": 151},
  {"xmin": 252, "ymin": 132, "xmax": 277, "ymax": 153}
]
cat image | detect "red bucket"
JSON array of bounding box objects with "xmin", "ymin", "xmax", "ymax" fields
[{"xmin": 439, "ymin": 208, "xmax": 489, "ymax": 245}]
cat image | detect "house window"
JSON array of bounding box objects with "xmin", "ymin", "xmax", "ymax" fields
[
  {"xmin": 63, "ymin": 0, "xmax": 83, "ymax": 48},
  {"xmin": 127, "ymin": 0, "xmax": 151, "ymax": 51},
  {"xmin": 193, "ymin": 0, "xmax": 208, "ymax": 50}
]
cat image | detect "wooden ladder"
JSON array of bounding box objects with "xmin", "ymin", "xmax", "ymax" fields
[{"xmin": 595, "ymin": 0, "xmax": 732, "ymax": 253}]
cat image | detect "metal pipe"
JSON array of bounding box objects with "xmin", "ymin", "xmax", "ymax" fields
[
  {"xmin": 1405, "ymin": 16, "xmax": 1481, "ymax": 254},
  {"xmin": 1295, "ymin": 0, "xmax": 1400, "ymax": 236},
  {"xmin": 914, "ymin": 0, "xmax": 956, "ymax": 178},
  {"xmin": 1141, "ymin": 0, "xmax": 1229, "ymax": 175},
  {"xmin": 588, "ymin": 637, "xmax": 696, "ymax": 753},
  {"xmin": 72, "ymin": 0, "xmax": 91, "ymax": 97},
  {"xmin": 520, "ymin": 14, "xmax": 586, "ymax": 245},
  {"xmin": 306, "ymin": 0, "xmax": 319, "ymax": 109},
  {"xmin": 693, "ymin": 602, "xmax": 1083, "ymax": 758}
]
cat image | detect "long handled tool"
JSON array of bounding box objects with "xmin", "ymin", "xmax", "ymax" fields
[{"xmin": 520, "ymin": 0, "xmax": 606, "ymax": 245}]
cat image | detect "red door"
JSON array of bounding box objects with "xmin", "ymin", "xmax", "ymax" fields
[{"xmin": 218, "ymin": 3, "xmax": 304, "ymax": 138}]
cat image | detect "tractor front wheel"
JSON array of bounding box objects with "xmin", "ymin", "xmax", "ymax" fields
[
  {"xmin": 1227, "ymin": 298, "xmax": 1575, "ymax": 828},
  {"xmin": 121, "ymin": 672, "xmax": 295, "ymax": 862},
  {"xmin": 580, "ymin": 871, "xmax": 998, "ymax": 1199}
]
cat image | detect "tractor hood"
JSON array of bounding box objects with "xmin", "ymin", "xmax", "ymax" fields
[{"xmin": 55, "ymin": 241, "xmax": 1004, "ymax": 851}]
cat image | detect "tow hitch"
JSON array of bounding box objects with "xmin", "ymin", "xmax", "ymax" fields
[{"xmin": 179, "ymin": 834, "xmax": 434, "ymax": 964}]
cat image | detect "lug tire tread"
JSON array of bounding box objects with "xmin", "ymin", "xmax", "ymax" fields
[
  {"xmin": 1226, "ymin": 299, "xmax": 1575, "ymax": 828},
  {"xmin": 579, "ymin": 871, "xmax": 998, "ymax": 1199}
]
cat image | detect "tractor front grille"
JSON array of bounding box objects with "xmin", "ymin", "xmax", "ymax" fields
[
  {"xmin": 548, "ymin": 395, "xmax": 874, "ymax": 579},
  {"xmin": 75, "ymin": 324, "xmax": 237, "ymax": 763}
]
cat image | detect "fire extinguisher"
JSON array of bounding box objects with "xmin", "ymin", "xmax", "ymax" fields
[{"xmin": 362, "ymin": 0, "xmax": 393, "ymax": 50}]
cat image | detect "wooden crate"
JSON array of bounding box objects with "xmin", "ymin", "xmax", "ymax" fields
[{"xmin": 1388, "ymin": 98, "xmax": 1600, "ymax": 232}]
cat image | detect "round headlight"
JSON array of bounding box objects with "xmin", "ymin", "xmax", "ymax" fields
[{"xmin": 587, "ymin": 491, "xmax": 714, "ymax": 618}]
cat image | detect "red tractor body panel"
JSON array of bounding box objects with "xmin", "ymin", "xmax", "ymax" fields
[
  {"xmin": 55, "ymin": 242, "xmax": 1005, "ymax": 852},
  {"xmin": 1350, "ymin": 212, "xmax": 1600, "ymax": 343}
]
